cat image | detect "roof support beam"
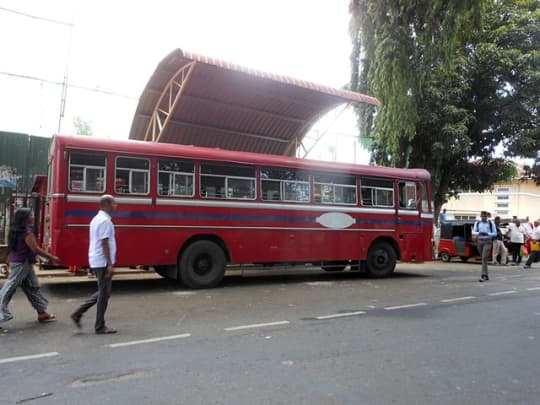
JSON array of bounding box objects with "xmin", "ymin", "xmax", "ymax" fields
[{"xmin": 143, "ymin": 61, "xmax": 196, "ymax": 142}]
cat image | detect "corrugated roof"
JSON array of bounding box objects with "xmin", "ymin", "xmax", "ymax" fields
[{"xmin": 129, "ymin": 49, "xmax": 380, "ymax": 156}]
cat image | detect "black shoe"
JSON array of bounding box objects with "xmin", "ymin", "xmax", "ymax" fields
[
  {"xmin": 70, "ymin": 313, "xmax": 82, "ymax": 329},
  {"xmin": 478, "ymin": 275, "xmax": 489, "ymax": 282}
]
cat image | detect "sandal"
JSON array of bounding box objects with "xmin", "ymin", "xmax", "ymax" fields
[
  {"xmin": 38, "ymin": 313, "xmax": 57, "ymax": 323},
  {"xmin": 96, "ymin": 327, "xmax": 117, "ymax": 334}
]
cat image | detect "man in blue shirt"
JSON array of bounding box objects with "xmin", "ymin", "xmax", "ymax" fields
[
  {"xmin": 439, "ymin": 209, "xmax": 447, "ymax": 226},
  {"xmin": 472, "ymin": 211, "xmax": 497, "ymax": 282}
]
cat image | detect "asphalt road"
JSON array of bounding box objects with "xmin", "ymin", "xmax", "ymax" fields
[{"xmin": 1, "ymin": 261, "xmax": 539, "ymax": 405}]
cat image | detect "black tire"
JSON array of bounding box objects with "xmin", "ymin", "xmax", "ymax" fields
[
  {"xmin": 440, "ymin": 252, "xmax": 451, "ymax": 262},
  {"xmin": 460, "ymin": 256, "xmax": 469, "ymax": 263},
  {"xmin": 179, "ymin": 241, "xmax": 226, "ymax": 289},
  {"xmin": 365, "ymin": 242, "xmax": 397, "ymax": 278},
  {"xmin": 321, "ymin": 261, "xmax": 348, "ymax": 272},
  {"xmin": 154, "ymin": 265, "xmax": 177, "ymax": 279}
]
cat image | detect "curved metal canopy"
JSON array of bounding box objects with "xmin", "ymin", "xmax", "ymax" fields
[{"xmin": 129, "ymin": 49, "xmax": 380, "ymax": 156}]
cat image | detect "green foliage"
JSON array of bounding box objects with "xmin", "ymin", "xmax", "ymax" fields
[
  {"xmin": 350, "ymin": 0, "xmax": 540, "ymax": 215},
  {"xmin": 73, "ymin": 115, "xmax": 93, "ymax": 136}
]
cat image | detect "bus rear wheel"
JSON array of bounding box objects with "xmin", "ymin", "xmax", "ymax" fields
[
  {"xmin": 366, "ymin": 242, "xmax": 396, "ymax": 278},
  {"xmin": 179, "ymin": 241, "xmax": 226, "ymax": 289}
]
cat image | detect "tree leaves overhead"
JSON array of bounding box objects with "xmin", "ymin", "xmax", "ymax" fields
[{"xmin": 350, "ymin": 0, "xmax": 540, "ymax": 214}]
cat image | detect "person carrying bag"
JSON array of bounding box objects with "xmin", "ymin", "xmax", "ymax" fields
[{"xmin": 0, "ymin": 208, "xmax": 59, "ymax": 330}]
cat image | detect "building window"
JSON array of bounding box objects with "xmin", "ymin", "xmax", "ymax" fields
[
  {"xmin": 200, "ymin": 162, "xmax": 256, "ymax": 199},
  {"xmin": 496, "ymin": 195, "xmax": 509, "ymax": 201},
  {"xmin": 496, "ymin": 187, "xmax": 510, "ymax": 194},
  {"xmin": 158, "ymin": 159, "xmax": 194, "ymax": 197},
  {"xmin": 455, "ymin": 215, "xmax": 477, "ymax": 221},
  {"xmin": 261, "ymin": 167, "xmax": 310, "ymax": 202},
  {"xmin": 115, "ymin": 157, "xmax": 150, "ymax": 195},
  {"xmin": 313, "ymin": 173, "xmax": 357, "ymax": 205},
  {"xmin": 69, "ymin": 152, "xmax": 106, "ymax": 193},
  {"xmin": 360, "ymin": 177, "xmax": 394, "ymax": 207},
  {"xmin": 496, "ymin": 203, "xmax": 509, "ymax": 209},
  {"xmin": 495, "ymin": 210, "xmax": 509, "ymax": 216}
]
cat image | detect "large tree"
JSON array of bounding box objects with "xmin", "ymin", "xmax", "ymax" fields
[{"xmin": 350, "ymin": 0, "xmax": 540, "ymax": 217}]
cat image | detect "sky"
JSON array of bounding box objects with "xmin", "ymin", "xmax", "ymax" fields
[{"xmin": 0, "ymin": 0, "xmax": 370, "ymax": 164}]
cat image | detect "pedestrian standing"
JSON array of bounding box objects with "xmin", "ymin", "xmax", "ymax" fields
[
  {"xmin": 507, "ymin": 219, "xmax": 526, "ymax": 265},
  {"xmin": 0, "ymin": 208, "xmax": 59, "ymax": 330},
  {"xmin": 491, "ymin": 216, "xmax": 508, "ymax": 265},
  {"xmin": 472, "ymin": 211, "xmax": 497, "ymax": 282},
  {"xmin": 439, "ymin": 208, "xmax": 447, "ymax": 226},
  {"xmin": 71, "ymin": 195, "xmax": 118, "ymax": 334},
  {"xmin": 524, "ymin": 220, "xmax": 540, "ymax": 269}
]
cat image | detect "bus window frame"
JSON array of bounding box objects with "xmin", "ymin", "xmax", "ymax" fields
[
  {"xmin": 313, "ymin": 173, "xmax": 357, "ymax": 206},
  {"xmin": 157, "ymin": 158, "xmax": 195, "ymax": 198},
  {"xmin": 199, "ymin": 162, "xmax": 257, "ymax": 200},
  {"xmin": 360, "ymin": 177, "xmax": 395, "ymax": 208},
  {"xmin": 68, "ymin": 151, "xmax": 107, "ymax": 194},
  {"xmin": 398, "ymin": 181, "xmax": 418, "ymax": 210},
  {"xmin": 114, "ymin": 156, "xmax": 151, "ymax": 196}
]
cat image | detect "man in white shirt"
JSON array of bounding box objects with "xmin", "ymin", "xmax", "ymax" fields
[
  {"xmin": 524, "ymin": 220, "xmax": 540, "ymax": 269},
  {"xmin": 71, "ymin": 195, "xmax": 118, "ymax": 334},
  {"xmin": 472, "ymin": 211, "xmax": 497, "ymax": 282},
  {"xmin": 507, "ymin": 219, "xmax": 526, "ymax": 265}
]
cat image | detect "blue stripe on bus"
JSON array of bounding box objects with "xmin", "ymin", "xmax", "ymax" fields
[
  {"xmin": 65, "ymin": 210, "xmax": 314, "ymax": 223},
  {"xmin": 64, "ymin": 210, "xmax": 432, "ymax": 227}
]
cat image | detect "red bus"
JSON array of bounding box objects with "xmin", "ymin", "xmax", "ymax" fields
[{"xmin": 42, "ymin": 135, "xmax": 433, "ymax": 288}]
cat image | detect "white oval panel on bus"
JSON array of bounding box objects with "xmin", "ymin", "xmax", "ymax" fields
[{"xmin": 316, "ymin": 212, "xmax": 356, "ymax": 229}]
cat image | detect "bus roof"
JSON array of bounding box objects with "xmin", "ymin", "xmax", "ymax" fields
[
  {"xmin": 128, "ymin": 49, "xmax": 380, "ymax": 156},
  {"xmin": 54, "ymin": 135, "xmax": 430, "ymax": 181}
]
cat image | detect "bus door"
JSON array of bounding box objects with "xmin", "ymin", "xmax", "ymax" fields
[{"xmin": 397, "ymin": 181, "xmax": 421, "ymax": 261}]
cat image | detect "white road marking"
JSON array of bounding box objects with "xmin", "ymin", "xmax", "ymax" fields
[
  {"xmin": 440, "ymin": 296, "xmax": 476, "ymax": 303},
  {"xmin": 384, "ymin": 303, "xmax": 427, "ymax": 311},
  {"xmin": 488, "ymin": 290, "xmax": 517, "ymax": 296},
  {"xmin": 0, "ymin": 351, "xmax": 59, "ymax": 365},
  {"xmin": 224, "ymin": 321, "xmax": 290, "ymax": 331},
  {"xmin": 315, "ymin": 311, "xmax": 366, "ymax": 320},
  {"xmin": 107, "ymin": 333, "xmax": 191, "ymax": 348},
  {"xmin": 305, "ymin": 282, "xmax": 334, "ymax": 287},
  {"xmin": 172, "ymin": 291, "xmax": 197, "ymax": 296},
  {"xmin": 526, "ymin": 287, "xmax": 540, "ymax": 291}
]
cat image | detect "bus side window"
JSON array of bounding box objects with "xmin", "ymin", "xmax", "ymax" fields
[
  {"xmin": 200, "ymin": 162, "xmax": 255, "ymax": 200},
  {"xmin": 115, "ymin": 157, "xmax": 150, "ymax": 195},
  {"xmin": 420, "ymin": 181, "xmax": 430, "ymax": 212},
  {"xmin": 313, "ymin": 173, "xmax": 356, "ymax": 205},
  {"xmin": 360, "ymin": 177, "xmax": 394, "ymax": 207},
  {"xmin": 158, "ymin": 159, "xmax": 195, "ymax": 197},
  {"xmin": 398, "ymin": 181, "xmax": 417, "ymax": 209},
  {"xmin": 261, "ymin": 167, "xmax": 310, "ymax": 203},
  {"xmin": 68, "ymin": 152, "xmax": 106, "ymax": 193}
]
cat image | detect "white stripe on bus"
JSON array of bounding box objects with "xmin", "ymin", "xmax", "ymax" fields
[
  {"xmin": 154, "ymin": 198, "xmax": 397, "ymax": 215},
  {"xmin": 67, "ymin": 195, "xmax": 152, "ymax": 205}
]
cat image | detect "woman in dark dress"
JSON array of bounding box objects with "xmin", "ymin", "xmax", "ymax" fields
[{"xmin": 0, "ymin": 208, "xmax": 59, "ymax": 330}]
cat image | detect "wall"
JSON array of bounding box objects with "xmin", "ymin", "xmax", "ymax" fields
[{"xmin": 444, "ymin": 179, "xmax": 540, "ymax": 220}]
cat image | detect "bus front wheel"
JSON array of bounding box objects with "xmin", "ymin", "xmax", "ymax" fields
[
  {"xmin": 179, "ymin": 241, "xmax": 226, "ymax": 289},
  {"xmin": 366, "ymin": 242, "xmax": 396, "ymax": 278}
]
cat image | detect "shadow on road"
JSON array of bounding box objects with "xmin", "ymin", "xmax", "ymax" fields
[{"xmin": 43, "ymin": 269, "xmax": 429, "ymax": 298}]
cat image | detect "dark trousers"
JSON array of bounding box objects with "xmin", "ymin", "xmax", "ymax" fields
[
  {"xmin": 73, "ymin": 267, "xmax": 112, "ymax": 331},
  {"xmin": 509, "ymin": 242, "xmax": 523, "ymax": 263},
  {"xmin": 525, "ymin": 251, "xmax": 540, "ymax": 266}
]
